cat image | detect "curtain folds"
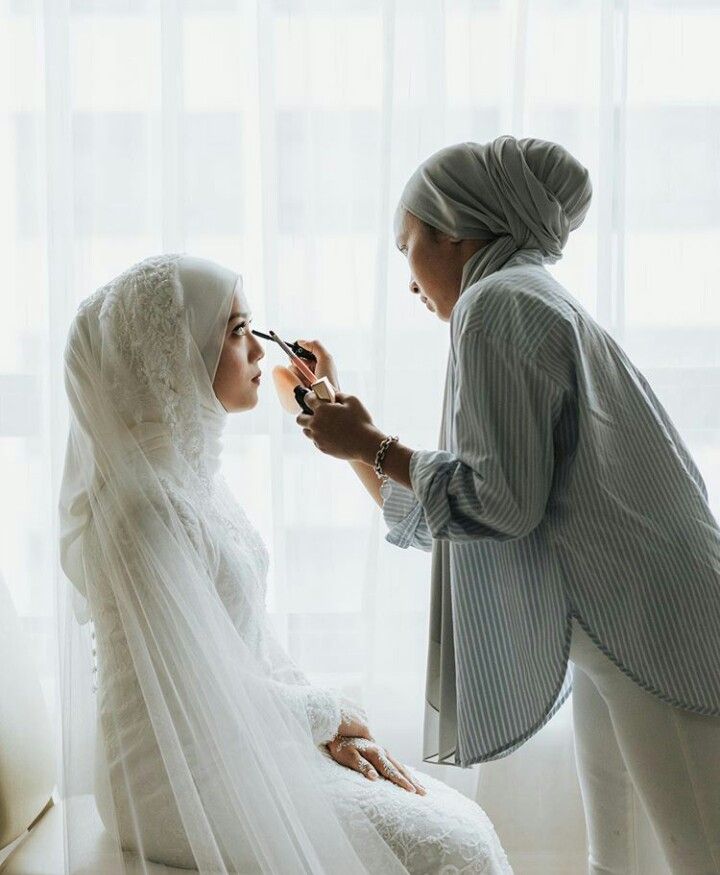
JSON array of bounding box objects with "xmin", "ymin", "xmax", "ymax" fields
[{"xmin": 1, "ymin": 2, "xmax": 718, "ymax": 872}]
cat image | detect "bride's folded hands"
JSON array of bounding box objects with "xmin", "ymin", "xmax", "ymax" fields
[
  {"xmin": 330, "ymin": 688, "xmax": 426, "ymax": 795},
  {"xmin": 326, "ymin": 734, "xmax": 427, "ymax": 795}
]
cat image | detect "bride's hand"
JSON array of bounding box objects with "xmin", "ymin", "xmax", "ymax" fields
[
  {"xmin": 289, "ymin": 339, "xmax": 340, "ymax": 391},
  {"xmin": 326, "ymin": 736, "xmax": 427, "ymax": 795},
  {"xmin": 336, "ymin": 700, "xmax": 372, "ymax": 741}
]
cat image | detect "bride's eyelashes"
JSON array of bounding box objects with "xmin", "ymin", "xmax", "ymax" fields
[{"xmin": 232, "ymin": 319, "xmax": 252, "ymax": 337}]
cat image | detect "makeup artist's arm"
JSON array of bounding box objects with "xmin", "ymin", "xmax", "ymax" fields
[
  {"xmin": 348, "ymin": 460, "xmax": 383, "ymax": 508},
  {"xmin": 290, "ymin": 338, "xmax": 413, "ymax": 508},
  {"xmin": 353, "ymin": 432, "xmax": 413, "ymax": 493},
  {"xmin": 354, "ymin": 430, "xmax": 435, "ymax": 552},
  {"xmin": 289, "ymin": 339, "xmax": 413, "ymax": 505},
  {"xmin": 297, "ymin": 390, "xmax": 435, "ymax": 551},
  {"xmin": 346, "ymin": 436, "xmax": 413, "ymax": 509}
]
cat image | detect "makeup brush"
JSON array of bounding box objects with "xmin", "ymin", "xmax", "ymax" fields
[{"xmin": 251, "ymin": 329, "xmax": 316, "ymax": 362}]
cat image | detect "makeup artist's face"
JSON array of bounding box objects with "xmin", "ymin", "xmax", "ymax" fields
[
  {"xmin": 212, "ymin": 288, "xmax": 265, "ymax": 412},
  {"xmin": 394, "ymin": 209, "xmax": 488, "ymax": 323}
]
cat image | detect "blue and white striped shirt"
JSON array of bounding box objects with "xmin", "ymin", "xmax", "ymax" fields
[{"xmin": 381, "ymin": 249, "xmax": 720, "ymax": 767}]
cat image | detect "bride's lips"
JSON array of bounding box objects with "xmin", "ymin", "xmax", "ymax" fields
[{"xmin": 251, "ymin": 372, "xmax": 262, "ymax": 384}]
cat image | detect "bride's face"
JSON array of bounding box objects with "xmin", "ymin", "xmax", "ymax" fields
[{"xmin": 212, "ymin": 288, "xmax": 265, "ymax": 412}]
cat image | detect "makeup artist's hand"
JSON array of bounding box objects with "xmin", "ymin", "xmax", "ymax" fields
[
  {"xmin": 289, "ymin": 339, "xmax": 341, "ymax": 391},
  {"xmin": 296, "ymin": 391, "xmax": 383, "ymax": 463}
]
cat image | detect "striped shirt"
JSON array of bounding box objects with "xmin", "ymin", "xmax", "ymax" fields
[{"xmin": 380, "ymin": 248, "xmax": 720, "ymax": 767}]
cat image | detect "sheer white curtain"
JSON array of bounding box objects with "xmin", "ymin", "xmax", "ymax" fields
[{"xmin": 1, "ymin": 1, "xmax": 718, "ymax": 872}]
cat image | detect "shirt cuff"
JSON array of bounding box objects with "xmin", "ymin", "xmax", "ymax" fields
[
  {"xmin": 379, "ymin": 460, "xmax": 433, "ymax": 550},
  {"xmin": 408, "ymin": 448, "xmax": 457, "ymax": 540}
]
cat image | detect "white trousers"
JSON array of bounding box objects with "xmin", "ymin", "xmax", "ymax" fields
[{"xmin": 569, "ymin": 617, "xmax": 720, "ymax": 875}]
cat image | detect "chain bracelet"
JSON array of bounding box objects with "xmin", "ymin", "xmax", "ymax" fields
[{"xmin": 373, "ymin": 434, "xmax": 399, "ymax": 486}]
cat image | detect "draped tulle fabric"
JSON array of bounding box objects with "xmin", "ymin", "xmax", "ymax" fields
[{"xmin": 57, "ymin": 254, "xmax": 411, "ymax": 874}]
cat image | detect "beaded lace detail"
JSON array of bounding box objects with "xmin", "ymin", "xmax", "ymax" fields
[{"xmin": 78, "ymin": 254, "xmax": 215, "ymax": 491}]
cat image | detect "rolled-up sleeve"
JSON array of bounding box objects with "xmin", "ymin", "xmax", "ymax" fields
[
  {"xmin": 380, "ymin": 478, "xmax": 434, "ymax": 552},
  {"xmin": 409, "ymin": 328, "xmax": 565, "ymax": 542}
]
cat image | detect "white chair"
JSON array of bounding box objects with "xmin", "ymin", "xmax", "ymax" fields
[{"xmin": 0, "ymin": 575, "xmax": 190, "ymax": 874}]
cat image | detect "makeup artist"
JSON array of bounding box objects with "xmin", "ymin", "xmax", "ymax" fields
[{"xmin": 294, "ymin": 135, "xmax": 720, "ymax": 874}]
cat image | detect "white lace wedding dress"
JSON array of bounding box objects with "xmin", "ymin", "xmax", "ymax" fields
[
  {"xmin": 89, "ymin": 461, "xmax": 512, "ymax": 874},
  {"xmin": 61, "ymin": 254, "xmax": 512, "ymax": 874}
]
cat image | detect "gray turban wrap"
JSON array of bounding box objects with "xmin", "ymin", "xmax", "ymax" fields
[{"xmin": 395, "ymin": 135, "xmax": 593, "ymax": 290}]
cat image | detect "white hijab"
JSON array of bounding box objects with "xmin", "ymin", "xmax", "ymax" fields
[
  {"xmin": 56, "ymin": 254, "xmax": 407, "ymax": 875},
  {"xmin": 59, "ymin": 255, "xmax": 237, "ymax": 607},
  {"xmin": 396, "ymin": 134, "xmax": 593, "ymax": 290}
]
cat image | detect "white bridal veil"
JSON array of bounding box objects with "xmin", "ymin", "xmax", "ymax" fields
[{"xmin": 57, "ymin": 255, "xmax": 408, "ymax": 874}]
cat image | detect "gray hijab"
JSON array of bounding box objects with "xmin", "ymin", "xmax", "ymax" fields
[{"xmin": 395, "ymin": 135, "xmax": 593, "ymax": 291}]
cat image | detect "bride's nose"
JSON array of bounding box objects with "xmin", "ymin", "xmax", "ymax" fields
[
  {"xmin": 250, "ymin": 334, "xmax": 265, "ymax": 361},
  {"xmin": 409, "ymin": 278, "xmax": 420, "ymax": 296}
]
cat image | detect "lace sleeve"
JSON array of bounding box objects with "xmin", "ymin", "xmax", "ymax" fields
[
  {"xmin": 105, "ymin": 488, "xmax": 348, "ymax": 751},
  {"xmin": 261, "ymin": 631, "xmax": 368, "ymax": 747},
  {"xmin": 192, "ymin": 520, "xmax": 363, "ymax": 748},
  {"xmin": 269, "ymin": 681, "xmax": 342, "ymax": 746}
]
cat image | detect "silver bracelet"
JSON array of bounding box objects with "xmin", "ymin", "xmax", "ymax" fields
[{"xmin": 373, "ymin": 434, "xmax": 399, "ymax": 485}]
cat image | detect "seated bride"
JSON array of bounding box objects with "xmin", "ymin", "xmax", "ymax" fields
[{"xmin": 58, "ymin": 254, "xmax": 513, "ymax": 874}]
